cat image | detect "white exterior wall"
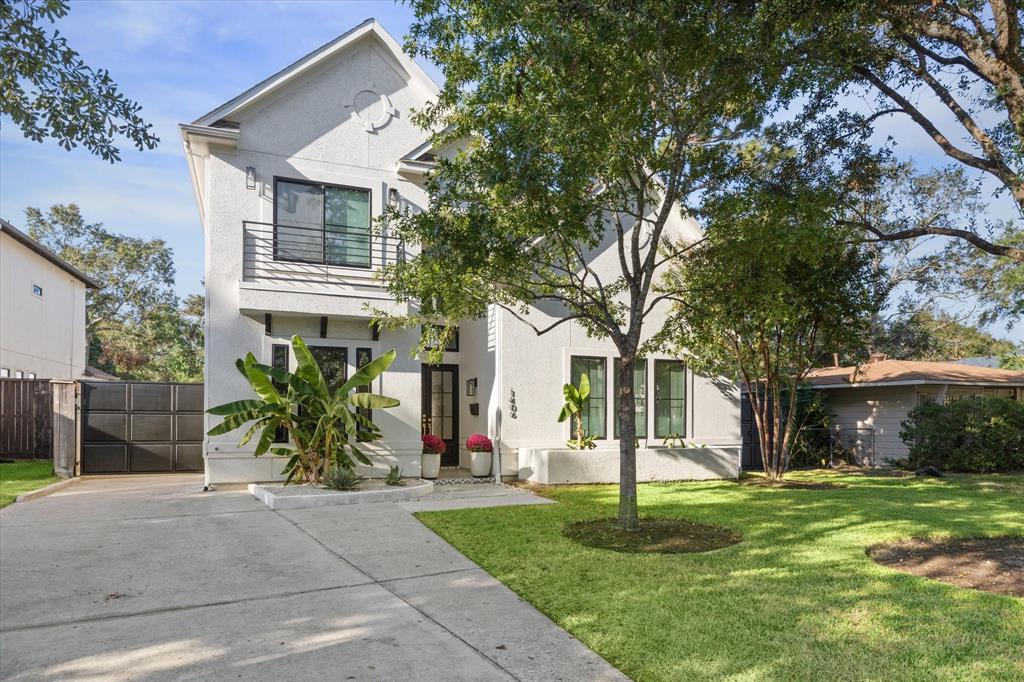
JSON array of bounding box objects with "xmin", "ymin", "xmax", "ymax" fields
[
  {"xmin": 192, "ymin": 24, "xmax": 741, "ymax": 484},
  {"xmin": 0, "ymin": 231, "xmax": 88, "ymax": 379},
  {"xmin": 824, "ymin": 386, "xmax": 917, "ymax": 461}
]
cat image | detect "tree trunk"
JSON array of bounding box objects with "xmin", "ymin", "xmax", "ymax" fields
[{"xmin": 617, "ymin": 354, "xmax": 639, "ymax": 531}]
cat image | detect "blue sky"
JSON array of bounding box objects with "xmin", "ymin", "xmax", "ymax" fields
[{"xmin": 0, "ymin": 0, "xmax": 1019, "ymax": 343}]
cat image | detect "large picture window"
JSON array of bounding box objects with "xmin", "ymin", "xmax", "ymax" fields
[
  {"xmin": 654, "ymin": 360, "xmax": 686, "ymax": 438},
  {"xmin": 570, "ymin": 356, "xmax": 606, "ymax": 439},
  {"xmin": 274, "ymin": 178, "xmax": 371, "ymax": 267},
  {"xmin": 614, "ymin": 359, "xmax": 647, "ymax": 439},
  {"xmin": 308, "ymin": 346, "xmax": 348, "ymax": 393}
]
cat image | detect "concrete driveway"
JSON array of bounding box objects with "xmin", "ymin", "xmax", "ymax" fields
[{"xmin": 0, "ymin": 476, "xmax": 624, "ymax": 681}]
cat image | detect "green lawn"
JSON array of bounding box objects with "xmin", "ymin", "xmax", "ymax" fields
[
  {"xmin": 417, "ymin": 472, "xmax": 1024, "ymax": 681},
  {"xmin": 0, "ymin": 461, "xmax": 59, "ymax": 508}
]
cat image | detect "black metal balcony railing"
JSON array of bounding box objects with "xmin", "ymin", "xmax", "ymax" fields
[{"xmin": 242, "ymin": 220, "xmax": 406, "ymax": 285}]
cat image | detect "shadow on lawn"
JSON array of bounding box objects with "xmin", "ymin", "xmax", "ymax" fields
[{"xmin": 422, "ymin": 474, "xmax": 1024, "ymax": 681}]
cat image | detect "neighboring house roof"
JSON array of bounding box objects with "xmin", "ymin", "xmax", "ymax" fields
[
  {"xmin": 806, "ymin": 359, "xmax": 1024, "ymax": 388},
  {"xmin": 84, "ymin": 366, "xmax": 120, "ymax": 381},
  {"xmin": 191, "ymin": 18, "xmax": 440, "ymax": 128},
  {"xmin": 1, "ymin": 219, "xmax": 101, "ymax": 289}
]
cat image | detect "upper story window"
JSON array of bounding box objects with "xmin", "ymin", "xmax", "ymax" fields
[
  {"xmin": 274, "ymin": 178, "xmax": 371, "ymax": 268},
  {"xmin": 32, "ymin": 284, "xmax": 43, "ymax": 297}
]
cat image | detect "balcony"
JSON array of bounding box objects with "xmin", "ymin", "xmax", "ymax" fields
[{"xmin": 238, "ymin": 220, "xmax": 410, "ymax": 318}]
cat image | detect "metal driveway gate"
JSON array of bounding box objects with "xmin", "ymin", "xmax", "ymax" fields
[{"xmin": 81, "ymin": 381, "xmax": 204, "ymax": 474}]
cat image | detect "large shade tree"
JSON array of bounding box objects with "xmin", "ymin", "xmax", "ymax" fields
[
  {"xmin": 1, "ymin": 0, "xmax": 158, "ymax": 161},
  {"xmin": 380, "ymin": 1, "xmax": 808, "ymax": 529}
]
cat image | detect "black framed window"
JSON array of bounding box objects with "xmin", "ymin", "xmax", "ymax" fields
[
  {"xmin": 274, "ymin": 178, "xmax": 371, "ymax": 268},
  {"xmin": 614, "ymin": 359, "xmax": 647, "ymax": 439},
  {"xmin": 654, "ymin": 360, "xmax": 686, "ymax": 438},
  {"xmin": 570, "ymin": 356, "xmax": 606, "ymax": 439},
  {"xmin": 271, "ymin": 344, "xmax": 290, "ymax": 443},
  {"xmin": 308, "ymin": 346, "xmax": 348, "ymax": 393},
  {"xmin": 355, "ymin": 347, "xmax": 373, "ymax": 441},
  {"xmin": 422, "ymin": 324, "xmax": 459, "ymax": 352}
]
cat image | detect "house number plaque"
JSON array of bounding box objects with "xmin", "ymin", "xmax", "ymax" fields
[{"xmin": 508, "ymin": 388, "xmax": 518, "ymax": 419}]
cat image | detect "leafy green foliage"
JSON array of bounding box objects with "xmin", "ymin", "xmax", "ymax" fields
[
  {"xmin": 1, "ymin": 0, "xmax": 158, "ymax": 161},
  {"xmin": 558, "ymin": 374, "xmax": 596, "ymax": 450},
  {"xmin": 662, "ymin": 141, "xmax": 877, "ymax": 479},
  {"xmin": 901, "ymin": 398, "xmax": 1024, "ymax": 473},
  {"xmin": 207, "ymin": 336, "xmax": 400, "ymax": 485},
  {"xmin": 385, "ymin": 465, "xmax": 406, "ymax": 487},
  {"xmin": 322, "ymin": 466, "xmax": 367, "ymax": 491},
  {"xmin": 874, "ymin": 308, "xmax": 1016, "ymax": 362},
  {"xmin": 387, "ymin": 0, "xmax": 812, "ymax": 529},
  {"xmin": 23, "ymin": 204, "xmax": 202, "ymax": 381}
]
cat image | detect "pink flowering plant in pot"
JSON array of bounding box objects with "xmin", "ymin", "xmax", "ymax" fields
[
  {"xmin": 421, "ymin": 434, "xmax": 445, "ymax": 480},
  {"xmin": 466, "ymin": 433, "xmax": 493, "ymax": 477}
]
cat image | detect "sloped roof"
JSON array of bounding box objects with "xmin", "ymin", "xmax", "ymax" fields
[
  {"xmin": 192, "ymin": 18, "xmax": 439, "ymax": 127},
  {"xmin": 806, "ymin": 359, "xmax": 1024, "ymax": 387},
  {"xmin": 1, "ymin": 220, "xmax": 101, "ymax": 289}
]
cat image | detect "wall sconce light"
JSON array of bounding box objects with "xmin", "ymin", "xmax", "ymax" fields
[
  {"xmin": 466, "ymin": 377, "xmax": 477, "ymax": 397},
  {"xmin": 388, "ymin": 187, "xmax": 399, "ymax": 208},
  {"xmin": 246, "ymin": 166, "xmax": 257, "ymax": 190}
]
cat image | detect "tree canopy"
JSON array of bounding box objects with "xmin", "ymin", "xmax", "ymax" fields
[
  {"xmin": 24, "ymin": 204, "xmax": 202, "ymax": 381},
  {"xmin": 1, "ymin": 0, "xmax": 158, "ymax": 161}
]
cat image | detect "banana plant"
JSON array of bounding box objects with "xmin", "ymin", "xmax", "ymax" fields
[
  {"xmin": 558, "ymin": 373, "xmax": 597, "ymax": 450},
  {"xmin": 207, "ymin": 335, "xmax": 400, "ymax": 485}
]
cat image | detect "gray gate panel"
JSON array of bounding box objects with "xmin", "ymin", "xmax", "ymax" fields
[
  {"xmin": 175, "ymin": 414, "xmax": 204, "ymax": 442},
  {"xmin": 83, "ymin": 383, "xmax": 128, "ymax": 411},
  {"xmin": 131, "ymin": 384, "xmax": 173, "ymax": 412},
  {"xmin": 82, "ymin": 444, "xmax": 128, "ymax": 473},
  {"xmin": 130, "ymin": 444, "xmax": 173, "ymax": 472},
  {"xmin": 131, "ymin": 414, "xmax": 173, "ymax": 441},
  {"xmin": 175, "ymin": 444, "xmax": 204, "ymax": 471},
  {"xmin": 83, "ymin": 413, "xmax": 128, "ymax": 442},
  {"xmin": 176, "ymin": 384, "xmax": 203, "ymax": 412}
]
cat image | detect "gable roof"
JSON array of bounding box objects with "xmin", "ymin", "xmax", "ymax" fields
[
  {"xmin": 1, "ymin": 220, "xmax": 101, "ymax": 289},
  {"xmin": 806, "ymin": 359, "xmax": 1024, "ymax": 388},
  {"xmin": 192, "ymin": 18, "xmax": 440, "ymax": 127}
]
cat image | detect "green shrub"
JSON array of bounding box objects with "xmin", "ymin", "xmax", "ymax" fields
[
  {"xmin": 385, "ymin": 465, "xmax": 405, "ymax": 487},
  {"xmin": 900, "ymin": 397, "xmax": 1024, "ymax": 472},
  {"xmin": 322, "ymin": 466, "xmax": 367, "ymax": 491}
]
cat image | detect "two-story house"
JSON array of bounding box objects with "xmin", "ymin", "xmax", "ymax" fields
[
  {"xmin": 181, "ymin": 19, "xmax": 741, "ymax": 485},
  {"xmin": 1, "ymin": 219, "xmax": 99, "ymax": 379}
]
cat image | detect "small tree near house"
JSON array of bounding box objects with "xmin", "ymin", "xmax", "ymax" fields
[
  {"xmin": 660, "ymin": 142, "xmax": 877, "ymax": 480},
  {"xmin": 378, "ymin": 1, "xmax": 809, "ymax": 530}
]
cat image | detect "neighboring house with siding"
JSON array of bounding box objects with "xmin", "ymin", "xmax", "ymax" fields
[
  {"xmin": 0, "ymin": 220, "xmax": 99, "ymax": 379},
  {"xmin": 806, "ymin": 357, "xmax": 1024, "ymax": 461},
  {"xmin": 180, "ymin": 19, "xmax": 741, "ymax": 485}
]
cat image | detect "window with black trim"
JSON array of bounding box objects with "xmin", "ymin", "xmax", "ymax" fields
[
  {"xmin": 274, "ymin": 178, "xmax": 371, "ymax": 268},
  {"xmin": 272, "ymin": 344, "xmax": 290, "ymax": 443},
  {"xmin": 570, "ymin": 356, "xmax": 606, "ymax": 439},
  {"xmin": 614, "ymin": 359, "xmax": 647, "ymax": 438},
  {"xmin": 654, "ymin": 360, "xmax": 686, "ymax": 438},
  {"xmin": 355, "ymin": 347, "xmax": 373, "ymax": 441},
  {"xmin": 422, "ymin": 324, "xmax": 458, "ymax": 352},
  {"xmin": 308, "ymin": 345, "xmax": 348, "ymax": 392}
]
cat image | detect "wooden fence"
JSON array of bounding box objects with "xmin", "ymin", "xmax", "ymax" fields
[{"xmin": 0, "ymin": 379, "xmax": 53, "ymax": 459}]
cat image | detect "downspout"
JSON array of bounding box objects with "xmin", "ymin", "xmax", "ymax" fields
[{"xmin": 493, "ymin": 305, "xmax": 502, "ymax": 484}]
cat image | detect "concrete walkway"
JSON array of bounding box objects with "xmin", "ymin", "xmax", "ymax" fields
[{"xmin": 0, "ymin": 475, "xmax": 625, "ymax": 681}]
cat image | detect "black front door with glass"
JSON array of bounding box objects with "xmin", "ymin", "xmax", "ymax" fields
[
  {"xmin": 422, "ymin": 364, "xmax": 459, "ymax": 466},
  {"xmin": 274, "ymin": 178, "xmax": 371, "ymax": 268}
]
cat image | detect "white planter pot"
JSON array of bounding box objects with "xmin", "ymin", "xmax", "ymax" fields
[
  {"xmin": 469, "ymin": 450, "xmax": 492, "ymax": 477},
  {"xmin": 421, "ymin": 453, "xmax": 441, "ymax": 480}
]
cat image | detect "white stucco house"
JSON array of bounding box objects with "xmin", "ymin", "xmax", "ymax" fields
[
  {"xmin": 0, "ymin": 219, "xmax": 99, "ymax": 379},
  {"xmin": 180, "ymin": 19, "xmax": 741, "ymax": 485}
]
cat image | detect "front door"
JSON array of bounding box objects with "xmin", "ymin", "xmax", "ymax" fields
[{"xmin": 422, "ymin": 364, "xmax": 459, "ymax": 467}]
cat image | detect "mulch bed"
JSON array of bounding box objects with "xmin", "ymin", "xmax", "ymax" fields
[
  {"xmin": 563, "ymin": 517, "xmax": 741, "ymax": 554},
  {"xmin": 868, "ymin": 536, "xmax": 1024, "ymax": 598},
  {"xmin": 738, "ymin": 477, "xmax": 845, "ymax": 490}
]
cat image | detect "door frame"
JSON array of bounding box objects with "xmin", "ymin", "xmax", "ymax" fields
[{"xmin": 421, "ymin": 363, "xmax": 460, "ymax": 467}]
